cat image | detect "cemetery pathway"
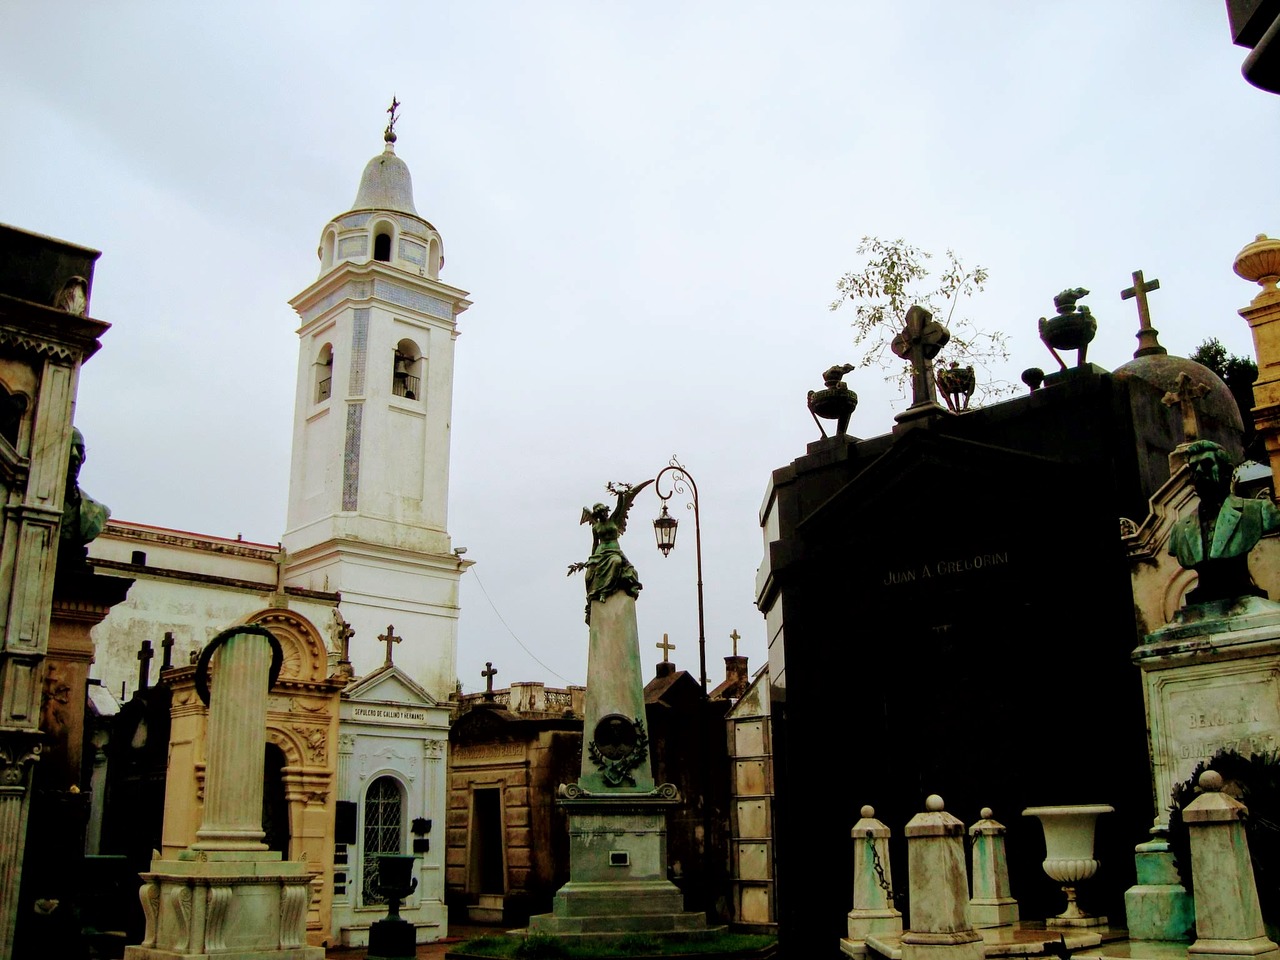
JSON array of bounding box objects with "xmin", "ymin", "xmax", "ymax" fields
[{"xmin": 326, "ymin": 923, "xmax": 496, "ymax": 959}]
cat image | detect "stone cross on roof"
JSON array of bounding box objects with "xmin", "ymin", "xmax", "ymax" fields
[
  {"xmin": 656, "ymin": 633, "xmax": 676, "ymax": 662},
  {"xmin": 137, "ymin": 639, "xmax": 153, "ymax": 691},
  {"xmin": 1121, "ymin": 270, "xmax": 1165, "ymax": 358},
  {"xmin": 729, "ymin": 629, "xmax": 740, "ymax": 657},
  {"xmin": 1163, "ymin": 371, "xmax": 1211, "ymax": 444},
  {"xmin": 378, "ymin": 625, "xmax": 402, "ymax": 667},
  {"xmin": 161, "ymin": 631, "xmax": 175, "ymax": 670},
  {"xmin": 891, "ymin": 305, "xmax": 950, "ymax": 410},
  {"xmin": 481, "ymin": 661, "xmax": 498, "ymax": 701},
  {"xmin": 335, "ymin": 616, "xmax": 355, "ymax": 663}
]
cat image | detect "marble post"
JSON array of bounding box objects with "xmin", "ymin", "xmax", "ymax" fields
[
  {"xmin": 900, "ymin": 795, "xmax": 983, "ymax": 960},
  {"xmin": 968, "ymin": 807, "xmax": 1019, "ymax": 928},
  {"xmin": 840, "ymin": 804, "xmax": 902, "ymax": 959},
  {"xmin": 1183, "ymin": 771, "xmax": 1279, "ymax": 960},
  {"xmin": 192, "ymin": 630, "xmax": 270, "ymax": 850},
  {"xmin": 124, "ymin": 627, "xmax": 321, "ymax": 960}
]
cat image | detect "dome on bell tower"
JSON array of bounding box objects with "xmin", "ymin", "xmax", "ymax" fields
[{"xmin": 351, "ymin": 133, "xmax": 420, "ymax": 216}]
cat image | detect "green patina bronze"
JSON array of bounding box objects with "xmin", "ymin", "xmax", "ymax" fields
[
  {"xmin": 1170, "ymin": 439, "xmax": 1280, "ymax": 605},
  {"xmin": 61, "ymin": 427, "xmax": 109, "ymax": 550},
  {"xmin": 568, "ymin": 479, "xmax": 653, "ymax": 624}
]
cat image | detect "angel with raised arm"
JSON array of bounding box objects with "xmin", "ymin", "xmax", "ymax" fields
[{"xmin": 567, "ymin": 479, "xmax": 653, "ymax": 624}]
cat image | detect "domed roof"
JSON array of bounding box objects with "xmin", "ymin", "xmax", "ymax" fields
[
  {"xmin": 350, "ymin": 140, "xmax": 419, "ymax": 216},
  {"xmin": 1112, "ymin": 352, "xmax": 1244, "ymax": 432}
]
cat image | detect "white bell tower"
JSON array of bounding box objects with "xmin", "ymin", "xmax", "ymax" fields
[{"xmin": 283, "ymin": 104, "xmax": 471, "ymax": 699}]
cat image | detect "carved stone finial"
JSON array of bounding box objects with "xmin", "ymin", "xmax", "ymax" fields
[
  {"xmin": 1234, "ymin": 233, "xmax": 1280, "ymax": 303},
  {"xmin": 925, "ymin": 794, "xmax": 945, "ymax": 812},
  {"xmin": 935, "ymin": 361, "xmax": 976, "ymax": 413},
  {"xmin": 860, "ymin": 804, "xmax": 875, "ymax": 819},
  {"xmin": 1199, "ymin": 769, "xmax": 1224, "ymax": 793},
  {"xmin": 1038, "ymin": 288, "xmax": 1097, "ymax": 369},
  {"xmin": 806, "ymin": 363, "xmax": 858, "ymax": 438}
]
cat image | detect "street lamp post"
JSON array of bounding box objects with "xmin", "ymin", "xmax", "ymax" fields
[{"xmin": 651, "ymin": 457, "xmax": 707, "ymax": 697}]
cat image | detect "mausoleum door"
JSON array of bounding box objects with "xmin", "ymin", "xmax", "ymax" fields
[
  {"xmin": 468, "ymin": 787, "xmax": 506, "ymax": 896},
  {"xmin": 362, "ymin": 775, "xmax": 405, "ymax": 905},
  {"xmin": 262, "ymin": 743, "xmax": 290, "ymax": 855}
]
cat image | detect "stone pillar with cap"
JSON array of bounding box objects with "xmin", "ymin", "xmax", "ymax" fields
[
  {"xmin": 1183, "ymin": 770, "xmax": 1279, "ymax": 960},
  {"xmin": 968, "ymin": 807, "xmax": 1019, "ymax": 928},
  {"xmin": 1235, "ymin": 233, "xmax": 1280, "ymax": 491},
  {"xmin": 840, "ymin": 804, "xmax": 902, "ymax": 958},
  {"xmin": 900, "ymin": 795, "xmax": 983, "ymax": 960}
]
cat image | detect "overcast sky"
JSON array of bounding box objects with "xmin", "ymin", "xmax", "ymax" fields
[{"xmin": 2, "ymin": 3, "xmax": 1276, "ymax": 691}]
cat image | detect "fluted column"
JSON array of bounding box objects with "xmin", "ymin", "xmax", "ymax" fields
[{"xmin": 193, "ymin": 630, "xmax": 271, "ymax": 850}]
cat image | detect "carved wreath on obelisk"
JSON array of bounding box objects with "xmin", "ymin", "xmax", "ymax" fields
[{"xmin": 587, "ymin": 714, "xmax": 650, "ymax": 787}]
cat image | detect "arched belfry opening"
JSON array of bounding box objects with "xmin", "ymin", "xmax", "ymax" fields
[
  {"xmin": 392, "ymin": 339, "xmax": 424, "ymax": 401},
  {"xmin": 315, "ymin": 343, "xmax": 334, "ymax": 403},
  {"xmin": 373, "ymin": 222, "xmax": 394, "ymax": 263}
]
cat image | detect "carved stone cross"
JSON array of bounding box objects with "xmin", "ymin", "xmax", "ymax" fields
[
  {"xmin": 656, "ymin": 633, "xmax": 676, "ymax": 661},
  {"xmin": 891, "ymin": 305, "xmax": 950, "ymax": 409},
  {"xmin": 137, "ymin": 639, "xmax": 154, "ymax": 691},
  {"xmin": 481, "ymin": 661, "xmax": 498, "ymax": 700},
  {"xmin": 1163, "ymin": 371, "xmax": 1211, "ymax": 444},
  {"xmin": 1121, "ymin": 270, "xmax": 1165, "ymax": 357},
  {"xmin": 336, "ymin": 617, "xmax": 355, "ymax": 663},
  {"xmin": 378, "ymin": 625, "xmax": 402, "ymax": 666},
  {"xmin": 161, "ymin": 631, "xmax": 175, "ymax": 670},
  {"xmin": 729, "ymin": 629, "xmax": 741, "ymax": 657}
]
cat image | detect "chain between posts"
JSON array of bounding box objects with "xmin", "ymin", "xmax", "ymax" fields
[{"xmin": 866, "ymin": 830, "xmax": 898, "ymax": 905}]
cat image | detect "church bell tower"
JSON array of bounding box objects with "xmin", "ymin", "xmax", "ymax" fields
[{"xmin": 283, "ymin": 102, "xmax": 471, "ymax": 698}]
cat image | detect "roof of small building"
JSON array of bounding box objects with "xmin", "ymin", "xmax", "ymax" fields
[{"xmin": 1112, "ymin": 352, "xmax": 1244, "ymax": 432}]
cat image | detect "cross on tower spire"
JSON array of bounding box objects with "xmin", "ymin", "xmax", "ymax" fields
[
  {"xmin": 378, "ymin": 625, "xmax": 402, "ymax": 666},
  {"xmin": 384, "ymin": 95, "xmax": 401, "ymax": 144},
  {"xmin": 1121, "ymin": 270, "xmax": 1165, "ymax": 358},
  {"xmin": 656, "ymin": 633, "xmax": 676, "ymax": 662}
]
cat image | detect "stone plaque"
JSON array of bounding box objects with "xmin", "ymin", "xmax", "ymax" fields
[{"xmin": 1150, "ymin": 665, "xmax": 1280, "ymax": 817}]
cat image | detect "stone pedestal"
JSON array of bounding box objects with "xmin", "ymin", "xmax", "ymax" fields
[
  {"xmin": 526, "ymin": 591, "xmax": 710, "ymax": 938},
  {"xmin": 1133, "ymin": 596, "xmax": 1280, "ymax": 834},
  {"xmin": 1183, "ymin": 771, "xmax": 1278, "ymax": 960},
  {"xmin": 900, "ymin": 796, "xmax": 983, "ymax": 960},
  {"xmin": 968, "ymin": 808, "xmax": 1019, "ymax": 929},
  {"xmin": 1124, "ymin": 834, "xmax": 1196, "ymax": 942},
  {"xmin": 124, "ymin": 627, "xmax": 321, "ymax": 960},
  {"xmin": 840, "ymin": 804, "xmax": 902, "ymax": 958}
]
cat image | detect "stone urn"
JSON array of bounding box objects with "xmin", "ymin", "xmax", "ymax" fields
[
  {"xmin": 1023, "ymin": 804, "xmax": 1113, "ymax": 927},
  {"xmin": 376, "ymin": 854, "xmax": 418, "ymax": 920}
]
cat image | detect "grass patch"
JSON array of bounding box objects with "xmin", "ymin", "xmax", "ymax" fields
[{"xmin": 455, "ymin": 931, "xmax": 775, "ymax": 958}]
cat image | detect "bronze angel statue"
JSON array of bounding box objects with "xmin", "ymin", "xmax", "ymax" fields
[{"xmin": 568, "ymin": 479, "xmax": 653, "ymax": 624}]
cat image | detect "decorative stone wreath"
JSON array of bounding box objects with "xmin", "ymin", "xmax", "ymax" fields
[{"xmin": 587, "ymin": 717, "xmax": 649, "ymax": 787}]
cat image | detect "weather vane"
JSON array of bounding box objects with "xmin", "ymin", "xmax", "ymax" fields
[{"xmin": 384, "ymin": 95, "xmax": 401, "ymax": 143}]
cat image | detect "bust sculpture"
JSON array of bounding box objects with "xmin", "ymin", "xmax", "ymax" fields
[{"xmin": 1169, "ymin": 440, "xmax": 1280, "ymax": 605}]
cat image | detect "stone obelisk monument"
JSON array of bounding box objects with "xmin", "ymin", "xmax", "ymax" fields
[
  {"xmin": 125, "ymin": 626, "xmax": 321, "ymax": 960},
  {"xmin": 526, "ymin": 481, "xmax": 709, "ymax": 936}
]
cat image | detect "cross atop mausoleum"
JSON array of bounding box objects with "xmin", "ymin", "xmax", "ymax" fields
[
  {"xmin": 481, "ymin": 661, "xmax": 498, "ymax": 701},
  {"xmin": 378, "ymin": 625, "xmax": 402, "ymax": 666},
  {"xmin": 656, "ymin": 633, "xmax": 676, "ymax": 662},
  {"xmin": 729, "ymin": 629, "xmax": 740, "ymax": 657},
  {"xmin": 1162, "ymin": 371, "xmax": 1211, "ymax": 444},
  {"xmin": 1121, "ymin": 270, "xmax": 1165, "ymax": 358},
  {"xmin": 891, "ymin": 305, "xmax": 950, "ymax": 411},
  {"xmin": 137, "ymin": 639, "xmax": 153, "ymax": 691},
  {"xmin": 160, "ymin": 631, "xmax": 174, "ymax": 670}
]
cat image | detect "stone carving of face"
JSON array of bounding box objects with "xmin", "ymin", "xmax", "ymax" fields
[{"xmin": 1188, "ymin": 443, "xmax": 1229, "ymax": 504}]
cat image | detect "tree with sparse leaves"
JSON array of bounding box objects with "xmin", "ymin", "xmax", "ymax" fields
[
  {"xmin": 830, "ymin": 237, "xmax": 1012, "ymax": 405},
  {"xmin": 1191, "ymin": 338, "xmax": 1260, "ymax": 459}
]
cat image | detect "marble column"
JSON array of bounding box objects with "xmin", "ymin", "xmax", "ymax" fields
[
  {"xmin": 1184, "ymin": 770, "xmax": 1279, "ymax": 960},
  {"xmin": 968, "ymin": 807, "xmax": 1019, "ymax": 928},
  {"xmin": 841, "ymin": 804, "xmax": 902, "ymax": 958},
  {"xmin": 192, "ymin": 630, "xmax": 271, "ymax": 851},
  {"xmin": 900, "ymin": 795, "xmax": 983, "ymax": 960}
]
